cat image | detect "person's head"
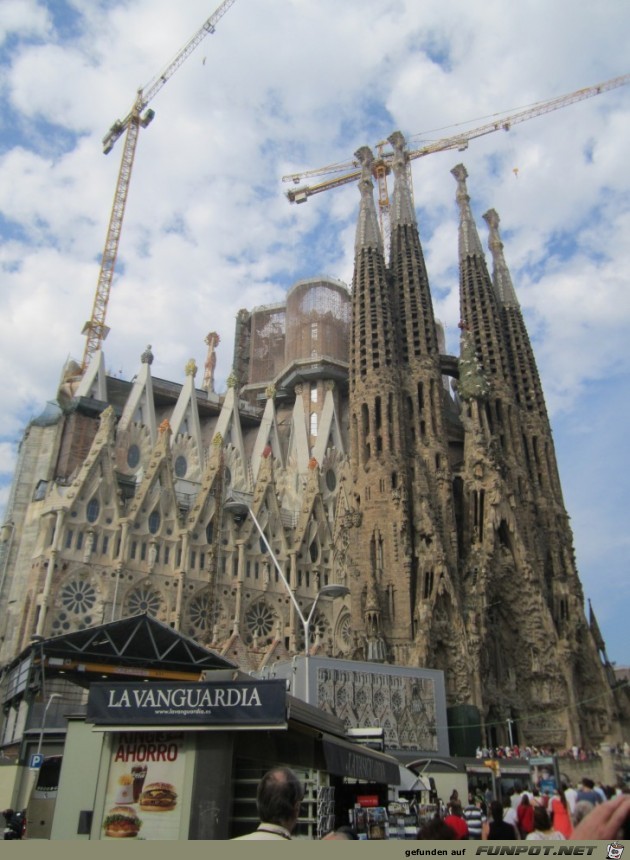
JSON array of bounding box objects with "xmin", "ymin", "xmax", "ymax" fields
[
  {"xmin": 449, "ymin": 801, "xmax": 463, "ymax": 817},
  {"xmin": 490, "ymin": 800, "xmax": 504, "ymax": 823},
  {"xmin": 256, "ymin": 767, "xmax": 304, "ymax": 831},
  {"xmin": 520, "ymin": 793, "xmax": 530, "ymax": 806},
  {"xmin": 322, "ymin": 825, "xmax": 359, "ymax": 840},
  {"xmin": 419, "ymin": 815, "xmax": 455, "ymax": 840},
  {"xmin": 533, "ymin": 806, "xmax": 552, "ymax": 831},
  {"xmin": 582, "ymin": 777, "xmax": 595, "ymax": 790},
  {"xmin": 573, "ymin": 800, "xmax": 594, "ymax": 825}
]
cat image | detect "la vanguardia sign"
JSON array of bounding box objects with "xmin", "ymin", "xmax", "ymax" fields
[{"xmin": 87, "ymin": 680, "xmax": 286, "ymax": 727}]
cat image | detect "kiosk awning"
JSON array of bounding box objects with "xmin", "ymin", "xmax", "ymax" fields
[
  {"xmin": 398, "ymin": 765, "xmax": 431, "ymax": 792},
  {"xmin": 321, "ymin": 734, "xmax": 400, "ymax": 784}
]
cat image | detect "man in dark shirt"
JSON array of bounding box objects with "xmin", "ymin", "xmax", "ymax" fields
[{"xmin": 577, "ymin": 778, "xmax": 603, "ymax": 806}]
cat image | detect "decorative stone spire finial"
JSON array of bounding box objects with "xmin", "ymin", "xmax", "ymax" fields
[
  {"xmin": 203, "ymin": 331, "xmax": 220, "ymax": 394},
  {"xmin": 185, "ymin": 359, "xmax": 197, "ymax": 377},
  {"xmin": 265, "ymin": 383, "xmax": 276, "ymax": 400},
  {"xmin": 451, "ymin": 164, "xmax": 484, "ymax": 258},
  {"xmin": 388, "ymin": 130, "xmax": 416, "ymax": 228},
  {"xmin": 141, "ymin": 344, "xmax": 154, "ymax": 365},
  {"xmin": 354, "ymin": 145, "xmax": 383, "ymax": 254},
  {"xmin": 483, "ymin": 209, "xmax": 519, "ymax": 307},
  {"xmin": 227, "ymin": 370, "xmax": 237, "ymax": 389}
]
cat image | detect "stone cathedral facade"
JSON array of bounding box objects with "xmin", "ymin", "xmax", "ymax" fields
[{"xmin": 0, "ymin": 135, "xmax": 621, "ymax": 750}]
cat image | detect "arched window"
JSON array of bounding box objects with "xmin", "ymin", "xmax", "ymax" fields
[
  {"xmin": 148, "ymin": 510, "xmax": 161, "ymax": 535},
  {"xmin": 127, "ymin": 444, "xmax": 140, "ymax": 468},
  {"xmin": 86, "ymin": 498, "xmax": 100, "ymax": 523},
  {"xmin": 174, "ymin": 455, "xmax": 187, "ymax": 478}
]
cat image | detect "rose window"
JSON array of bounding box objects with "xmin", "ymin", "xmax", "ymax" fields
[
  {"xmin": 245, "ymin": 601, "xmax": 274, "ymax": 639},
  {"xmin": 60, "ymin": 579, "xmax": 97, "ymax": 614},
  {"xmin": 188, "ymin": 592, "xmax": 218, "ymax": 633},
  {"xmin": 298, "ymin": 610, "xmax": 328, "ymax": 649},
  {"xmin": 127, "ymin": 585, "xmax": 162, "ymax": 616},
  {"xmin": 336, "ymin": 613, "xmax": 352, "ymax": 652}
]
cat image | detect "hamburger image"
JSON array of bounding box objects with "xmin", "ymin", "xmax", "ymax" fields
[
  {"xmin": 138, "ymin": 781, "xmax": 178, "ymax": 812},
  {"xmin": 103, "ymin": 805, "xmax": 142, "ymax": 838}
]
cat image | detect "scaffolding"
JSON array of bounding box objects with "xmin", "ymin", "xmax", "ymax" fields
[{"xmin": 285, "ymin": 278, "xmax": 351, "ymax": 366}]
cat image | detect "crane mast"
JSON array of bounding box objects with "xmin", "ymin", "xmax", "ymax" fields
[
  {"xmin": 81, "ymin": 0, "xmax": 236, "ymax": 373},
  {"xmin": 284, "ymin": 72, "xmax": 630, "ymax": 228}
]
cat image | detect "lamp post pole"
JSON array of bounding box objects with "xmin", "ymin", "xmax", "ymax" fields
[
  {"xmin": 247, "ymin": 506, "xmax": 349, "ymax": 704},
  {"xmin": 36, "ymin": 693, "xmax": 61, "ymax": 757}
]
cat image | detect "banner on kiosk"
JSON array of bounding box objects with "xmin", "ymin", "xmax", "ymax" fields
[{"xmin": 87, "ymin": 679, "xmax": 287, "ymax": 727}]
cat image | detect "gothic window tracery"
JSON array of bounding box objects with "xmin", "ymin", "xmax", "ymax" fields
[
  {"xmin": 335, "ymin": 612, "xmax": 352, "ymax": 653},
  {"xmin": 126, "ymin": 583, "xmax": 162, "ymax": 617},
  {"xmin": 245, "ymin": 600, "xmax": 275, "ymax": 641},
  {"xmin": 187, "ymin": 590, "xmax": 219, "ymax": 635},
  {"xmin": 60, "ymin": 578, "xmax": 97, "ymax": 614}
]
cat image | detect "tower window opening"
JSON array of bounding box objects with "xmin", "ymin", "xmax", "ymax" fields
[
  {"xmin": 148, "ymin": 510, "xmax": 161, "ymax": 534},
  {"xmin": 86, "ymin": 497, "xmax": 100, "ymax": 523},
  {"xmin": 423, "ymin": 569, "xmax": 434, "ymax": 599}
]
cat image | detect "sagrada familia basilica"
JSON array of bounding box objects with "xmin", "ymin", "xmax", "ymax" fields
[{"xmin": 0, "ymin": 133, "xmax": 625, "ymax": 749}]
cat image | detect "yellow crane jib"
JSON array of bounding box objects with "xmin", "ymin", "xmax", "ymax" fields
[
  {"xmin": 283, "ymin": 72, "xmax": 630, "ymax": 212},
  {"xmin": 81, "ymin": 0, "xmax": 237, "ymax": 373}
]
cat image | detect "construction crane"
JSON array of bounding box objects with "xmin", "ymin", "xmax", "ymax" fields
[
  {"xmin": 283, "ymin": 72, "xmax": 630, "ymax": 238},
  {"xmin": 81, "ymin": 0, "xmax": 236, "ymax": 373}
]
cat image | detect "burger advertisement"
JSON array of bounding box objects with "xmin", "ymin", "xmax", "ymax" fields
[{"xmin": 101, "ymin": 731, "xmax": 185, "ymax": 840}]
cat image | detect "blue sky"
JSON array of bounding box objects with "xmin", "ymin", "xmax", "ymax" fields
[{"xmin": 0, "ymin": 0, "xmax": 628, "ymax": 665}]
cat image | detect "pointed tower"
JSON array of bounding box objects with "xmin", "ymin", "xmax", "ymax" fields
[
  {"xmin": 386, "ymin": 132, "xmax": 463, "ymax": 672},
  {"xmin": 346, "ymin": 145, "xmax": 412, "ymax": 657},
  {"xmin": 483, "ymin": 208, "xmax": 563, "ymax": 502}
]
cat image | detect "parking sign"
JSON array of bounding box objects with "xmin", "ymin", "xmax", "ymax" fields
[{"xmin": 29, "ymin": 753, "xmax": 44, "ymax": 769}]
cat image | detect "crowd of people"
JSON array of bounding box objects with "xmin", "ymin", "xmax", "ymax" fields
[
  {"xmin": 233, "ymin": 767, "xmax": 630, "ymax": 842},
  {"xmin": 475, "ymin": 741, "xmax": 630, "ymax": 761},
  {"xmin": 474, "ymin": 744, "xmax": 607, "ymax": 761},
  {"xmin": 417, "ymin": 778, "xmax": 630, "ymax": 841}
]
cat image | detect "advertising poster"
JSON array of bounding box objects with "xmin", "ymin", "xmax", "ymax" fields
[{"xmin": 100, "ymin": 730, "xmax": 186, "ymax": 840}]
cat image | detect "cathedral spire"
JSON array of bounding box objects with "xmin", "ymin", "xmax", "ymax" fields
[
  {"xmin": 483, "ymin": 209, "xmax": 519, "ymax": 306},
  {"xmin": 388, "ymin": 131, "xmax": 416, "ymax": 228},
  {"xmin": 452, "ymin": 163, "xmax": 485, "ymax": 259},
  {"xmin": 388, "ymin": 131, "xmax": 439, "ymax": 360},
  {"xmin": 452, "ymin": 164, "xmax": 509, "ymax": 384},
  {"xmin": 354, "ymin": 146, "xmax": 383, "ymax": 254}
]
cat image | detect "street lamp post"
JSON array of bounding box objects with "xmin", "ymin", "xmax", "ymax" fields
[
  {"xmin": 36, "ymin": 693, "xmax": 61, "ymax": 757},
  {"xmin": 246, "ymin": 506, "xmax": 349, "ymax": 704}
]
